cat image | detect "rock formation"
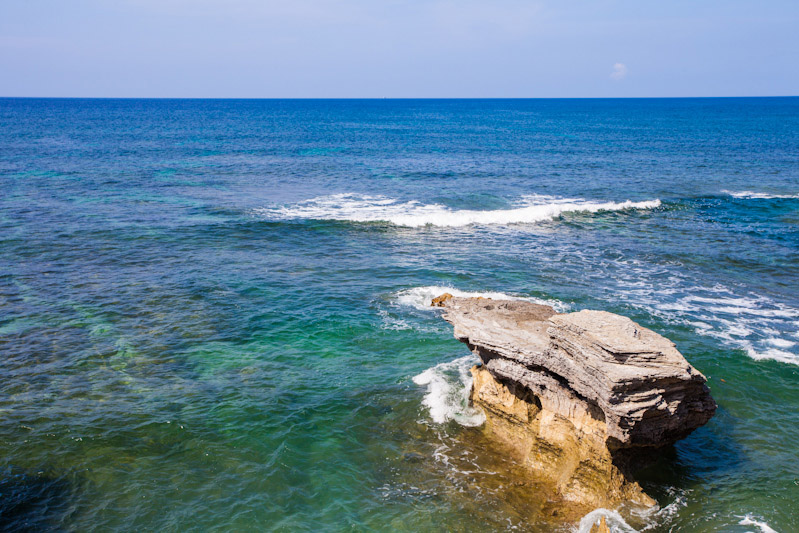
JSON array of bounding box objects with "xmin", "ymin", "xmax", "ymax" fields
[
  {"xmin": 433, "ymin": 295, "xmax": 716, "ymax": 513},
  {"xmin": 591, "ymin": 516, "xmax": 611, "ymax": 533}
]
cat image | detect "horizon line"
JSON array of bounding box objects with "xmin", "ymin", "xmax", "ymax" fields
[{"xmin": 1, "ymin": 95, "xmax": 797, "ymax": 101}]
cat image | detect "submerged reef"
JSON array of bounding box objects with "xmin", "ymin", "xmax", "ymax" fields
[{"xmin": 433, "ymin": 294, "xmax": 716, "ymax": 516}]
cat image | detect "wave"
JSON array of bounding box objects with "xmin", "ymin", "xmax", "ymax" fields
[
  {"xmin": 396, "ymin": 283, "xmax": 799, "ymax": 365},
  {"xmin": 575, "ymin": 507, "xmax": 778, "ymax": 533},
  {"xmin": 394, "ymin": 285, "xmax": 569, "ymax": 312},
  {"xmin": 599, "ymin": 252, "xmax": 799, "ymax": 366},
  {"xmin": 376, "ymin": 286, "xmax": 567, "ymax": 334},
  {"xmin": 256, "ymin": 193, "xmax": 661, "ymax": 228},
  {"xmin": 396, "ymin": 279, "xmax": 798, "ymax": 365},
  {"xmin": 723, "ymin": 190, "xmax": 799, "ymax": 199},
  {"xmin": 412, "ymin": 355, "xmax": 485, "ymax": 427},
  {"xmin": 576, "ymin": 486, "xmax": 688, "ymax": 532},
  {"xmin": 739, "ymin": 514, "xmax": 779, "ymax": 533},
  {"xmin": 644, "ymin": 289, "xmax": 799, "ymax": 365},
  {"xmin": 576, "ymin": 509, "xmax": 638, "ymax": 533},
  {"xmin": 376, "ymin": 308, "xmax": 413, "ymax": 331}
]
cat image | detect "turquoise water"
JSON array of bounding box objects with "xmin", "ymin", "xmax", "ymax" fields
[{"xmin": 1, "ymin": 98, "xmax": 797, "ymax": 532}]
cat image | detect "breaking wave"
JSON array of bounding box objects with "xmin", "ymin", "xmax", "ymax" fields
[
  {"xmin": 576, "ymin": 499, "xmax": 778, "ymax": 533},
  {"xmin": 394, "ymin": 285, "xmax": 569, "ymax": 312},
  {"xmin": 724, "ymin": 190, "xmax": 799, "ymax": 199},
  {"xmin": 393, "ymin": 278, "xmax": 799, "ymax": 365},
  {"xmin": 576, "ymin": 509, "xmax": 638, "ymax": 533},
  {"xmin": 575, "ymin": 487, "xmax": 688, "ymax": 532},
  {"xmin": 738, "ymin": 514, "xmax": 779, "ymax": 533},
  {"xmin": 412, "ymin": 355, "xmax": 485, "ymax": 427},
  {"xmin": 618, "ymin": 277, "xmax": 799, "ymax": 366},
  {"xmin": 256, "ymin": 193, "xmax": 661, "ymax": 228}
]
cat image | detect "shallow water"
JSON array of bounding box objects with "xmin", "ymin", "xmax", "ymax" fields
[{"xmin": 1, "ymin": 98, "xmax": 797, "ymax": 531}]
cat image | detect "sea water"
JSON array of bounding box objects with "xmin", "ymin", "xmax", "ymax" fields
[{"xmin": 1, "ymin": 98, "xmax": 797, "ymax": 531}]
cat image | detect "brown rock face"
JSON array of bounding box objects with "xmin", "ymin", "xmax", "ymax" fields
[
  {"xmin": 436, "ymin": 295, "xmax": 716, "ymax": 511},
  {"xmin": 590, "ymin": 516, "xmax": 611, "ymax": 533},
  {"xmin": 469, "ymin": 365, "xmax": 653, "ymax": 510},
  {"xmin": 431, "ymin": 293, "xmax": 454, "ymax": 307}
]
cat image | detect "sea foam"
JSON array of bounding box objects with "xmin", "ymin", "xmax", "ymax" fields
[
  {"xmin": 606, "ymin": 256, "xmax": 799, "ymax": 366},
  {"xmin": 412, "ymin": 355, "xmax": 485, "ymax": 427},
  {"xmin": 395, "ymin": 285, "xmax": 568, "ymax": 312},
  {"xmin": 576, "ymin": 509, "xmax": 638, "ymax": 533},
  {"xmin": 724, "ymin": 190, "xmax": 799, "ymax": 199},
  {"xmin": 651, "ymin": 290, "xmax": 799, "ymax": 365},
  {"xmin": 738, "ymin": 515, "xmax": 779, "ymax": 533},
  {"xmin": 257, "ymin": 193, "xmax": 661, "ymax": 228}
]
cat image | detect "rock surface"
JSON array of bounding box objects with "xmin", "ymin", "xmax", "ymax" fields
[
  {"xmin": 435, "ymin": 295, "xmax": 716, "ymax": 511},
  {"xmin": 590, "ymin": 516, "xmax": 611, "ymax": 533}
]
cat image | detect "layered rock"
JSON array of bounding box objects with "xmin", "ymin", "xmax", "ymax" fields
[{"xmin": 433, "ymin": 295, "xmax": 716, "ymax": 511}]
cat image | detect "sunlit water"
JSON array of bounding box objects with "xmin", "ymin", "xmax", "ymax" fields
[{"xmin": 1, "ymin": 98, "xmax": 797, "ymax": 532}]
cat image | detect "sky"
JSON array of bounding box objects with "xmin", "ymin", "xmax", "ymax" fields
[{"xmin": 1, "ymin": 0, "xmax": 797, "ymax": 98}]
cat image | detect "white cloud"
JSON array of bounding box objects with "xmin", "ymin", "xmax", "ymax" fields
[{"xmin": 610, "ymin": 62, "xmax": 628, "ymax": 80}]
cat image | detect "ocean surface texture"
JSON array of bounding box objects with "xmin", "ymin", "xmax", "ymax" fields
[{"xmin": 1, "ymin": 98, "xmax": 797, "ymax": 532}]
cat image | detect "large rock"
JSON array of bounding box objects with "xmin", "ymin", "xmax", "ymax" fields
[{"xmin": 435, "ymin": 296, "xmax": 716, "ymax": 511}]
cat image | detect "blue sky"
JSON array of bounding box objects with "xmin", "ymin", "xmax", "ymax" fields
[{"xmin": 1, "ymin": 0, "xmax": 797, "ymax": 97}]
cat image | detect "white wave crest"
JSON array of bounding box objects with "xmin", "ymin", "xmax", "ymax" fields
[
  {"xmin": 650, "ymin": 291, "xmax": 799, "ymax": 365},
  {"xmin": 724, "ymin": 190, "xmax": 799, "ymax": 199},
  {"xmin": 739, "ymin": 514, "xmax": 779, "ymax": 533},
  {"xmin": 412, "ymin": 355, "xmax": 486, "ymax": 427},
  {"xmin": 377, "ymin": 308, "xmax": 413, "ymax": 331},
  {"xmin": 577, "ymin": 487, "xmax": 689, "ymax": 532},
  {"xmin": 257, "ymin": 193, "xmax": 661, "ymax": 228},
  {"xmin": 395, "ymin": 285, "xmax": 569, "ymax": 312},
  {"xmin": 576, "ymin": 509, "xmax": 638, "ymax": 533},
  {"xmin": 606, "ymin": 255, "xmax": 799, "ymax": 366}
]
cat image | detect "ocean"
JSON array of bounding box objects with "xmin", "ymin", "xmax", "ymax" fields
[{"xmin": 0, "ymin": 97, "xmax": 797, "ymax": 532}]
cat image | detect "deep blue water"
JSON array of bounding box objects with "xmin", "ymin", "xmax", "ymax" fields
[{"xmin": 1, "ymin": 98, "xmax": 798, "ymax": 532}]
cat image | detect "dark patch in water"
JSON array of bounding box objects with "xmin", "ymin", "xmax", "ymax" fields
[{"xmin": 0, "ymin": 468, "xmax": 74, "ymax": 533}]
